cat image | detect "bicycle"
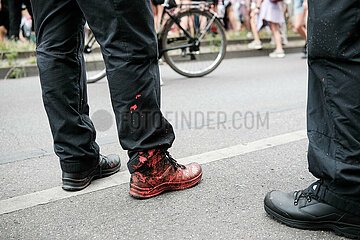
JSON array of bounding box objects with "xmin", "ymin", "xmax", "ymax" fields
[{"xmin": 85, "ymin": 0, "xmax": 227, "ymax": 83}]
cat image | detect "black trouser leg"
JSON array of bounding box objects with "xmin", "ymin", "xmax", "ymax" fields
[
  {"xmin": 307, "ymin": 0, "xmax": 360, "ymax": 215},
  {"xmin": 75, "ymin": 0, "xmax": 175, "ymax": 173},
  {"xmin": 30, "ymin": 0, "xmax": 99, "ymax": 173}
]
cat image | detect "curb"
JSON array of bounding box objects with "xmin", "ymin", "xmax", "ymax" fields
[
  {"xmin": 0, "ymin": 50, "xmax": 36, "ymax": 60},
  {"xmin": 0, "ymin": 36, "xmax": 303, "ymax": 60},
  {"xmin": 226, "ymin": 45, "xmax": 304, "ymax": 59},
  {"xmin": 0, "ymin": 43, "xmax": 304, "ymax": 80},
  {"xmin": 0, "ymin": 65, "xmax": 39, "ymax": 80}
]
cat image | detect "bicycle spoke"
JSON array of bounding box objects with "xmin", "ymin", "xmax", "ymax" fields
[{"xmin": 161, "ymin": 9, "xmax": 226, "ymax": 77}]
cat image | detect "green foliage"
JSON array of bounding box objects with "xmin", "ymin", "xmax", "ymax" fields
[
  {"xmin": 0, "ymin": 40, "xmax": 36, "ymax": 52},
  {"xmin": 7, "ymin": 67, "xmax": 27, "ymax": 79},
  {"xmin": 0, "ymin": 41, "xmax": 35, "ymax": 79},
  {"xmin": 27, "ymin": 57, "xmax": 37, "ymax": 65},
  {"xmin": 5, "ymin": 50, "xmax": 18, "ymax": 66}
]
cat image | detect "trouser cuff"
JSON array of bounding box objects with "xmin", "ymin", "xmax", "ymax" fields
[
  {"xmin": 309, "ymin": 180, "xmax": 360, "ymax": 217},
  {"xmin": 127, "ymin": 148, "xmax": 165, "ymax": 174},
  {"xmin": 60, "ymin": 157, "xmax": 99, "ymax": 173}
]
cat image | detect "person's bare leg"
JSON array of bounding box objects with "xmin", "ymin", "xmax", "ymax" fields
[
  {"xmin": 250, "ymin": 13, "xmax": 260, "ymax": 42},
  {"xmin": 154, "ymin": 5, "xmax": 164, "ymax": 32},
  {"xmin": 0, "ymin": 26, "xmax": 7, "ymax": 41},
  {"xmin": 227, "ymin": 6, "xmax": 240, "ymax": 32},
  {"xmin": 244, "ymin": 11, "xmax": 251, "ymax": 33},
  {"xmin": 294, "ymin": 12, "xmax": 306, "ymax": 40},
  {"xmin": 270, "ymin": 22, "xmax": 282, "ymax": 51}
]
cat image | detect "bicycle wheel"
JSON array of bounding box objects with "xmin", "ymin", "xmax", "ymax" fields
[
  {"xmin": 87, "ymin": 68, "xmax": 106, "ymax": 83},
  {"xmin": 161, "ymin": 9, "xmax": 226, "ymax": 78},
  {"xmin": 84, "ymin": 32, "xmax": 106, "ymax": 83}
]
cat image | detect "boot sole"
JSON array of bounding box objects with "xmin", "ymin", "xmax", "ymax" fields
[
  {"xmin": 129, "ymin": 171, "xmax": 203, "ymax": 199},
  {"xmin": 264, "ymin": 204, "xmax": 360, "ymax": 239},
  {"xmin": 62, "ymin": 165, "xmax": 120, "ymax": 191}
]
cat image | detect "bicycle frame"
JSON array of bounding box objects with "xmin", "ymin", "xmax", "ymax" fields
[
  {"xmin": 84, "ymin": 0, "xmax": 226, "ymax": 81},
  {"xmin": 157, "ymin": 0, "xmax": 221, "ymax": 58}
]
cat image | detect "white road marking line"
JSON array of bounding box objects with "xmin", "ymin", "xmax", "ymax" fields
[{"xmin": 0, "ymin": 130, "xmax": 306, "ymax": 215}]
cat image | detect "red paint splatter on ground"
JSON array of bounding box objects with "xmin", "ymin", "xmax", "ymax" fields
[
  {"xmin": 130, "ymin": 104, "xmax": 137, "ymax": 111},
  {"xmin": 136, "ymin": 94, "xmax": 141, "ymax": 99}
]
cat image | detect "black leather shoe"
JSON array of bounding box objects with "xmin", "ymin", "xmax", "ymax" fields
[
  {"xmin": 62, "ymin": 154, "xmax": 121, "ymax": 191},
  {"xmin": 264, "ymin": 185, "xmax": 360, "ymax": 239}
]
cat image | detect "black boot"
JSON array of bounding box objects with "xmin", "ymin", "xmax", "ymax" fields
[
  {"xmin": 264, "ymin": 183, "xmax": 360, "ymax": 239},
  {"xmin": 62, "ymin": 154, "xmax": 121, "ymax": 191}
]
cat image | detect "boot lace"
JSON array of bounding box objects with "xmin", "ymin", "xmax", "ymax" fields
[
  {"xmin": 294, "ymin": 190, "xmax": 312, "ymax": 206},
  {"xmin": 163, "ymin": 150, "xmax": 186, "ymax": 169}
]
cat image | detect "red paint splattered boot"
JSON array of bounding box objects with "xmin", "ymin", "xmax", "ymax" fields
[{"xmin": 129, "ymin": 150, "xmax": 202, "ymax": 199}]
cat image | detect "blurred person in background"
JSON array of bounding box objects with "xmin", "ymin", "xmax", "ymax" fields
[
  {"xmin": 248, "ymin": 0, "xmax": 285, "ymax": 58},
  {"xmin": 247, "ymin": 0, "xmax": 261, "ymax": 48},
  {"xmin": 293, "ymin": 0, "xmax": 307, "ymax": 58},
  {"xmin": 269, "ymin": 0, "xmax": 288, "ymax": 46},
  {"xmin": 19, "ymin": 7, "xmax": 33, "ymax": 41},
  {"xmin": 0, "ymin": 0, "xmax": 9, "ymax": 41},
  {"xmin": 233, "ymin": 0, "xmax": 251, "ymax": 35},
  {"xmin": 151, "ymin": 0, "xmax": 164, "ymax": 32},
  {"xmin": 244, "ymin": 0, "xmax": 253, "ymax": 38},
  {"xmin": 7, "ymin": 0, "xmax": 32, "ymax": 41},
  {"xmin": 217, "ymin": 0, "xmax": 240, "ymax": 33}
]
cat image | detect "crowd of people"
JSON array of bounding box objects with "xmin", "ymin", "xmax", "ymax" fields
[
  {"xmin": 150, "ymin": 0, "xmax": 308, "ymax": 58},
  {"xmin": 1, "ymin": 0, "xmax": 307, "ymax": 60},
  {"xmin": 246, "ymin": 0, "xmax": 308, "ymax": 58}
]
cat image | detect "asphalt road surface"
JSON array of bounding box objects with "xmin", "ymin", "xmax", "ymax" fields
[{"xmin": 0, "ymin": 53, "xmax": 347, "ymax": 239}]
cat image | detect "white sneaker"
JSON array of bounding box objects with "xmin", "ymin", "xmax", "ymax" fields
[
  {"xmin": 269, "ymin": 50, "xmax": 285, "ymax": 58},
  {"xmin": 247, "ymin": 40, "xmax": 262, "ymax": 49}
]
